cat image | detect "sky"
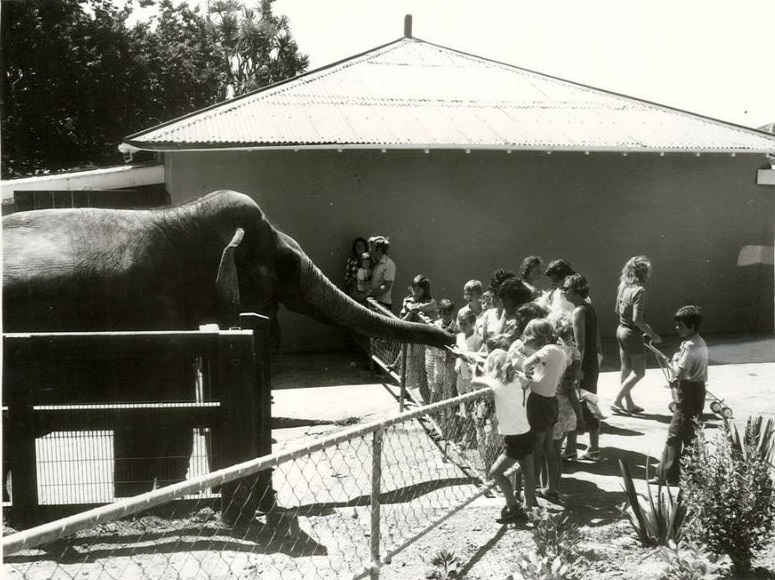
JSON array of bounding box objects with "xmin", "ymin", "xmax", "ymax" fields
[{"xmin": 266, "ymin": 0, "xmax": 774, "ymax": 130}]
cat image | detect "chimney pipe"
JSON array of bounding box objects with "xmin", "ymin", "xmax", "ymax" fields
[{"xmin": 404, "ymin": 14, "xmax": 412, "ymax": 38}]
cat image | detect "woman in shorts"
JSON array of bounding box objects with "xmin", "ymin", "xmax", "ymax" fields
[{"xmin": 612, "ymin": 256, "xmax": 661, "ymax": 414}]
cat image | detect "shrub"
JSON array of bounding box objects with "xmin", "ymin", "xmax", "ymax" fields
[
  {"xmin": 427, "ymin": 549, "xmax": 462, "ymax": 580},
  {"xmin": 619, "ymin": 459, "xmax": 687, "ymax": 547},
  {"xmin": 515, "ymin": 510, "xmax": 591, "ymax": 580},
  {"xmin": 682, "ymin": 416, "xmax": 775, "ymax": 573},
  {"xmin": 655, "ymin": 539, "xmax": 731, "ymax": 579}
]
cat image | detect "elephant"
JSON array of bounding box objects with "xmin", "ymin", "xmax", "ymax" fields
[{"xmin": 2, "ymin": 190, "xmax": 454, "ymax": 500}]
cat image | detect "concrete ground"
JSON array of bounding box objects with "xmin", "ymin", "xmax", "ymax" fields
[{"xmin": 270, "ymin": 333, "xmax": 774, "ymax": 507}]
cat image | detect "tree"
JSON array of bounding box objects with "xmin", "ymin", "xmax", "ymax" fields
[
  {"xmin": 1, "ymin": 0, "xmax": 309, "ymax": 178},
  {"xmin": 207, "ymin": 0, "xmax": 309, "ymax": 97}
]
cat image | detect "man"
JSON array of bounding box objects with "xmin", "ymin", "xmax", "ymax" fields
[{"xmin": 367, "ymin": 236, "xmax": 395, "ymax": 312}]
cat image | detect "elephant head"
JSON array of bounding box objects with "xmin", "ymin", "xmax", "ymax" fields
[
  {"xmin": 2, "ymin": 190, "xmax": 453, "ymax": 348},
  {"xmin": 208, "ymin": 191, "xmax": 454, "ymax": 348}
]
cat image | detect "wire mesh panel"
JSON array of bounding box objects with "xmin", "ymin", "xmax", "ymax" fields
[
  {"xmin": 3, "ymin": 390, "xmax": 497, "ymax": 580},
  {"xmin": 2, "ymin": 322, "xmax": 270, "ymax": 528}
]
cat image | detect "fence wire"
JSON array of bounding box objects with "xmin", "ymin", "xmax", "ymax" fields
[{"xmin": 3, "ymin": 389, "xmax": 499, "ymax": 580}]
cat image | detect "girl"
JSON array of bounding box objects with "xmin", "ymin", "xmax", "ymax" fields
[
  {"xmin": 399, "ymin": 275, "xmax": 439, "ymax": 403},
  {"xmin": 612, "ymin": 256, "xmax": 661, "ymax": 415},
  {"xmin": 353, "ymin": 252, "xmax": 372, "ymax": 303},
  {"xmin": 513, "ymin": 318, "xmax": 568, "ymax": 502},
  {"xmin": 545, "ymin": 314, "xmax": 582, "ymax": 500},
  {"xmin": 472, "ymin": 349, "xmax": 536, "ymax": 524}
]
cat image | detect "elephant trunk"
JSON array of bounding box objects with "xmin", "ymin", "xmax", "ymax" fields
[{"xmin": 286, "ymin": 252, "xmax": 454, "ymax": 349}]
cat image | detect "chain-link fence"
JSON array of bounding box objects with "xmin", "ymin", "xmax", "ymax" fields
[{"xmin": 3, "ymin": 388, "xmax": 500, "ymax": 579}]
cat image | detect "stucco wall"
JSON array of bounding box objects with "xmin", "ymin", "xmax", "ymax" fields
[{"xmin": 165, "ymin": 149, "xmax": 774, "ymax": 351}]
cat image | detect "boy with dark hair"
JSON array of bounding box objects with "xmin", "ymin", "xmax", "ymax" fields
[{"xmin": 650, "ymin": 305, "xmax": 708, "ymax": 486}]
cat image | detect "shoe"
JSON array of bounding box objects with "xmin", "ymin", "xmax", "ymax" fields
[
  {"xmin": 628, "ymin": 404, "xmax": 645, "ymax": 414},
  {"xmin": 578, "ymin": 450, "xmax": 601, "ymax": 462},
  {"xmin": 561, "ymin": 450, "xmax": 578, "ymax": 461},
  {"xmin": 648, "ymin": 477, "xmax": 678, "ymax": 486},
  {"xmin": 610, "ymin": 403, "xmax": 630, "ymax": 415},
  {"xmin": 535, "ymin": 488, "xmax": 562, "ymax": 503},
  {"xmin": 496, "ymin": 504, "xmax": 527, "ymax": 524}
]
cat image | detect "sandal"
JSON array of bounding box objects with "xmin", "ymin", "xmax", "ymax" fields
[
  {"xmin": 610, "ymin": 403, "xmax": 630, "ymax": 415},
  {"xmin": 578, "ymin": 450, "xmax": 601, "ymax": 462},
  {"xmin": 628, "ymin": 404, "xmax": 645, "ymax": 414}
]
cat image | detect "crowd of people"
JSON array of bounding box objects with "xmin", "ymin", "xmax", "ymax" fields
[{"xmin": 344, "ymin": 238, "xmax": 708, "ymax": 524}]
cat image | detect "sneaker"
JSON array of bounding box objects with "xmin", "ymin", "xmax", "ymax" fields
[{"xmin": 496, "ymin": 504, "xmax": 526, "ymax": 524}]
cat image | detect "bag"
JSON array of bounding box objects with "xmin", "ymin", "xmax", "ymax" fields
[{"xmin": 578, "ymin": 389, "xmax": 604, "ymax": 432}]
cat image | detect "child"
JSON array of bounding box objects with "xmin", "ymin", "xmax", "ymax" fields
[
  {"xmin": 472, "ymin": 349, "xmax": 536, "ymax": 524},
  {"xmin": 513, "ymin": 318, "xmax": 569, "ymax": 502},
  {"xmin": 451, "ymin": 309, "xmax": 481, "ymax": 446},
  {"xmin": 426, "ymin": 298, "xmax": 458, "ymax": 405},
  {"xmin": 457, "ymin": 279, "xmax": 485, "ymax": 342},
  {"xmin": 399, "ymin": 275, "xmax": 439, "ymax": 404},
  {"xmin": 651, "ymin": 305, "xmax": 708, "ymax": 486},
  {"xmin": 544, "ymin": 314, "xmax": 582, "ymax": 501},
  {"xmin": 425, "ymin": 299, "xmax": 458, "ymax": 438},
  {"xmin": 353, "ymin": 252, "xmax": 372, "ymax": 302}
]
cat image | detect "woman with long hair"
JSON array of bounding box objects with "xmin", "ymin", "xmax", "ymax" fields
[{"xmin": 612, "ymin": 256, "xmax": 661, "ymax": 414}]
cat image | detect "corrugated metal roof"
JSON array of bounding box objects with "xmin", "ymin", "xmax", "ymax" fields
[{"xmin": 125, "ymin": 37, "xmax": 775, "ymax": 154}]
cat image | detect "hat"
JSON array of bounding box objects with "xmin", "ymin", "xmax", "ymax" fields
[{"xmin": 369, "ymin": 235, "xmax": 390, "ymax": 248}]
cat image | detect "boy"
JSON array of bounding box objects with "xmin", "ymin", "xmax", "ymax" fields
[
  {"xmin": 650, "ymin": 305, "xmax": 708, "ymax": 486},
  {"xmin": 457, "ymin": 279, "xmax": 485, "ymax": 346}
]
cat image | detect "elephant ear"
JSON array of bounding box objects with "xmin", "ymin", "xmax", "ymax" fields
[{"xmin": 216, "ymin": 227, "xmax": 245, "ymax": 305}]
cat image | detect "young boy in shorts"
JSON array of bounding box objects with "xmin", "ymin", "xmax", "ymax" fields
[
  {"xmin": 472, "ymin": 349, "xmax": 536, "ymax": 524},
  {"xmin": 650, "ymin": 305, "xmax": 708, "ymax": 486}
]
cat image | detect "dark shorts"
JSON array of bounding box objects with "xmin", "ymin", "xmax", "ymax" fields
[
  {"xmin": 527, "ymin": 393, "xmax": 558, "ymax": 431},
  {"xmin": 617, "ymin": 324, "xmax": 644, "ymax": 355},
  {"xmin": 503, "ymin": 431, "xmax": 536, "ymax": 460}
]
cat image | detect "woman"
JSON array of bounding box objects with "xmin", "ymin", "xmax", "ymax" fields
[
  {"xmin": 519, "ymin": 255, "xmax": 544, "ymax": 300},
  {"xmin": 562, "ymin": 273, "xmax": 602, "ymax": 461},
  {"xmin": 612, "ymin": 256, "xmax": 661, "ymax": 414},
  {"xmin": 344, "ymin": 237, "xmax": 369, "ymax": 298}
]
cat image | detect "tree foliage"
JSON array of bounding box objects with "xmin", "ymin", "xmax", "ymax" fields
[{"xmin": 1, "ymin": 0, "xmax": 308, "ymax": 178}]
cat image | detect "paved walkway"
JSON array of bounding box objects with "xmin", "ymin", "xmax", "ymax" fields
[{"xmin": 271, "ymin": 333, "xmax": 774, "ymax": 505}]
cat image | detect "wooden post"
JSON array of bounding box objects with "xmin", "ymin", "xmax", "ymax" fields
[
  {"xmin": 3, "ymin": 336, "xmax": 40, "ymax": 528},
  {"xmin": 239, "ymin": 313, "xmax": 275, "ymax": 515},
  {"xmin": 215, "ymin": 327, "xmax": 257, "ymax": 525}
]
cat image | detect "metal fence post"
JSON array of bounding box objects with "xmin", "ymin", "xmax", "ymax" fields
[
  {"xmin": 399, "ymin": 343, "xmax": 408, "ymax": 413},
  {"xmin": 370, "ymin": 426, "xmax": 383, "ymax": 580}
]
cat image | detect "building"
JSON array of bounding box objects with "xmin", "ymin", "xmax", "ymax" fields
[{"xmin": 122, "ymin": 25, "xmax": 775, "ymax": 351}]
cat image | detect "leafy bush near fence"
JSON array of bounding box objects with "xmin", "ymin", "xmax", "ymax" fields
[
  {"xmin": 515, "ymin": 510, "xmax": 591, "ymax": 580},
  {"xmin": 655, "ymin": 539, "xmax": 731, "ymax": 580},
  {"xmin": 682, "ymin": 416, "xmax": 775, "ymax": 573}
]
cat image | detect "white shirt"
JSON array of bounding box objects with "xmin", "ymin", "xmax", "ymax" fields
[
  {"xmin": 477, "ymin": 374, "xmax": 531, "ymax": 435},
  {"xmin": 528, "ymin": 344, "xmax": 569, "ymax": 397}
]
